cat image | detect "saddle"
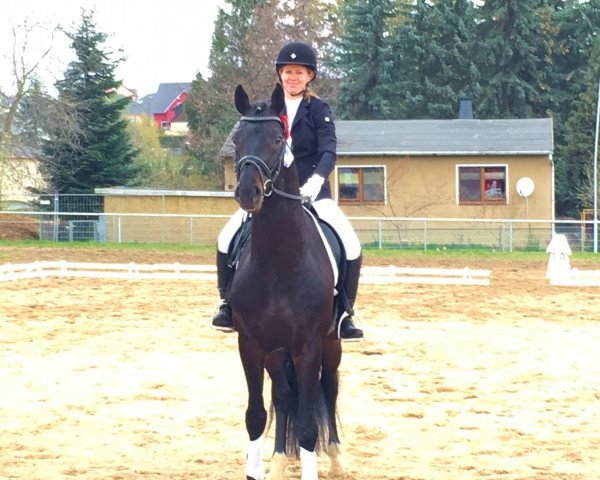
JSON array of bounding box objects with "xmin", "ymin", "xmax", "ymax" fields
[{"xmin": 227, "ymin": 206, "xmax": 351, "ymax": 331}]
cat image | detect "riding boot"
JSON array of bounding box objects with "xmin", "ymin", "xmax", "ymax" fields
[
  {"xmin": 338, "ymin": 254, "xmax": 364, "ymax": 341},
  {"xmin": 211, "ymin": 251, "xmax": 235, "ymax": 332}
]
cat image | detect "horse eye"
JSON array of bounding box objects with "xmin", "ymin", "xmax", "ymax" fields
[{"xmin": 276, "ymin": 135, "xmax": 284, "ymax": 144}]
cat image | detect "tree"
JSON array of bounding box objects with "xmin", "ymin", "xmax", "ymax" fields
[
  {"xmin": 0, "ymin": 18, "xmax": 57, "ymax": 147},
  {"xmin": 330, "ymin": 0, "xmax": 397, "ymax": 119},
  {"xmin": 475, "ymin": 0, "xmax": 555, "ymax": 119},
  {"xmin": 549, "ymin": 0, "xmax": 600, "ymax": 216},
  {"xmin": 186, "ymin": 0, "xmax": 340, "ymax": 182},
  {"xmin": 557, "ymin": 35, "xmax": 600, "ymax": 218},
  {"xmin": 0, "ymin": 18, "xmax": 82, "ymax": 200},
  {"xmin": 392, "ymin": 0, "xmax": 481, "ymax": 119},
  {"xmin": 40, "ymin": 10, "xmax": 138, "ymax": 194}
]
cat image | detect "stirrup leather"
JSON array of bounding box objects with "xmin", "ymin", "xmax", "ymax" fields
[{"xmin": 336, "ymin": 311, "xmax": 364, "ymax": 342}]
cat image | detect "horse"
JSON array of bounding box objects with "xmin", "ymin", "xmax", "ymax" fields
[{"xmin": 227, "ymin": 83, "xmax": 344, "ymax": 480}]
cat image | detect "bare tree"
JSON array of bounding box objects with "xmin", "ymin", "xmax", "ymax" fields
[
  {"xmin": 1, "ymin": 18, "xmax": 83, "ymax": 200},
  {"xmin": 0, "ymin": 18, "xmax": 59, "ymax": 144}
]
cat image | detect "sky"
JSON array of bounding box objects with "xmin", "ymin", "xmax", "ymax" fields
[{"xmin": 1, "ymin": 0, "xmax": 227, "ymax": 98}]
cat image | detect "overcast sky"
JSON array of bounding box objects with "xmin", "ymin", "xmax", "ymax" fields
[{"xmin": 1, "ymin": 0, "xmax": 227, "ymax": 98}]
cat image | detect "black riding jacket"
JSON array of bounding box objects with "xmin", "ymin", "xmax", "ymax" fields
[{"xmin": 286, "ymin": 96, "xmax": 337, "ymax": 201}]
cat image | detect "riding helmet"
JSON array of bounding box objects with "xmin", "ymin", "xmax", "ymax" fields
[{"xmin": 275, "ymin": 41, "xmax": 317, "ymax": 77}]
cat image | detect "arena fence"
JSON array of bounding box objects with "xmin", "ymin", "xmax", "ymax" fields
[
  {"xmin": 0, "ymin": 261, "xmax": 489, "ymax": 286},
  {"xmin": 0, "ymin": 193, "xmax": 598, "ymax": 252},
  {"xmin": 0, "ymin": 209, "xmax": 598, "ymax": 252}
]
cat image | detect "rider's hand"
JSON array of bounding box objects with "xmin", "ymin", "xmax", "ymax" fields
[{"xmin": 300, "ymin": 174, "xmax": 325, "ymax": 202}]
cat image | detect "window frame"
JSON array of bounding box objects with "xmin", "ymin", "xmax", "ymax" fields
[
  {"xmin": 456, "ymin": 164, "xmax": 509, "ymax": 205},
  {"xmin": 335, "ymin": 165, "xmax": 387, "ymax": 205}
]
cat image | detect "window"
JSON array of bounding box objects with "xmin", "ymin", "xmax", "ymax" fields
[
  {"xmin": 458, "ymin": 165, "xmax": 507, "ymax": 204},
  {"xmin": 337, "ymin": 166, "xmax": 385, "ymax": 204},
  {"xmin": 160, "ymin": 121, "xmax": 169, "ymax": 129}
]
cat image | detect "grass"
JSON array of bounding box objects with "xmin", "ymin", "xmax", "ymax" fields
[
  {"xmin": 1, "ymin": 239, "xmax": 598, "ymax": 262},
  {"xmin": 0, "ymin": 239, "xmax": 214, "ymax": 254}
]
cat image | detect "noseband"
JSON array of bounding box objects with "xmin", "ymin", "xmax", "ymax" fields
[{"xmin": 236, "ymin": 115, "xmax": 303, "ymax": 201}]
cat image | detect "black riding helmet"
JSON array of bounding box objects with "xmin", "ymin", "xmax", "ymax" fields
[{"xmin": 275, "ymin": 41, "xmax": 317, "ymax": 78}]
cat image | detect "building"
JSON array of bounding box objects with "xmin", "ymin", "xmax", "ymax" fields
[
  {"xmin": 0, "ymin": 148, "xmax": 46, "ymax": 209},
  {"xmin": 97, "ymin": 116, "xmax": 555, "ymax": 248},
  {"xmin": 127, "ymin": 83, "xmax": 191, "ymax": 132},
  {"xmin": 222, "ymin": 118, "xmax": 554, "ymax": 222}
]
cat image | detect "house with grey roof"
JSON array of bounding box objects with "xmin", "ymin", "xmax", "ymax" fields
[
  {"xmin": 222, "ymin": 117, "xmax": 555, "ymax": 223},
  {"xmin": 127, "ymin": 82, "xmax": 191, "ymax": 132}
]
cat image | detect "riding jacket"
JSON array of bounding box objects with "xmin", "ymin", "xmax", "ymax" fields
[{"xmin": 284, "ymin": 96, "xmax": 336, "ymax": 201}]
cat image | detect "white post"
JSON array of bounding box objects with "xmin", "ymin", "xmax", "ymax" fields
[{"xmin": 593, "ymin": 73, "xmax": 600, "ymax": 253}]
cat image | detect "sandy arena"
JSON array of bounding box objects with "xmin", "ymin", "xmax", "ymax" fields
[{"xmin": 1, "ymin": 246, "xmax": 599, "ymax": 480}]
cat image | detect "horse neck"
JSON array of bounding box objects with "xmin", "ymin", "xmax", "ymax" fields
[{"xmin": 251, "ymin": 166, "xmax": 309, "ymax": 257}]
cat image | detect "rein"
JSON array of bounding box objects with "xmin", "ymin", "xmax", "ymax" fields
[{"xmin": 236, "ymin": 115, "xmax": 304, "ymax": 201}]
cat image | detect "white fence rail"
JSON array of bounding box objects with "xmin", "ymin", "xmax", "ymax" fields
[
  {"xmin": 548, "ymin": 268, "xmax": 600, "ymax": 287},
  {"xmin": 361, "ymin": 266, "xmax": 490, "ymax": 286},
  {"xmin": 0, "ymin": 261, "xmax": 217, "ymax": 282},
  {"xmin": 1, "ymin": 261, "xmax": 490, "ymax": 286}
]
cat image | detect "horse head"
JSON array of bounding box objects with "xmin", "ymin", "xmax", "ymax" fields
[{"xmin": 233, "ymin": 84, "xmax": 286, "ymax": 213}]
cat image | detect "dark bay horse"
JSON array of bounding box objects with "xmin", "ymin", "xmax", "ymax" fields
[{"xmin": 228, "ymin": 84, "xmax": 344, "ymax": 480}]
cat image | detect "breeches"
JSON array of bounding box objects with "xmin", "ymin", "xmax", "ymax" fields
[{"xmin": 216, "ymin": 199, "xmax": 361, "ymax": 260}]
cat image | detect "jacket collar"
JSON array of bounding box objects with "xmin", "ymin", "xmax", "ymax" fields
[{"xmin": 290, "ymin": 98, "xmax": 310, "ymax": 131}]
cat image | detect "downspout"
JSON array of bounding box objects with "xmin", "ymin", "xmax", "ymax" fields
[{"xmin": 550, "ymin": 153, "xmax": 555, "ymax": 233}]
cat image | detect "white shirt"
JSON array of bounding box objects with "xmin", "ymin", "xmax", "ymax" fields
[{"xmin": 285, "ymin": 97, "xmax": 302, "ymax": 133}]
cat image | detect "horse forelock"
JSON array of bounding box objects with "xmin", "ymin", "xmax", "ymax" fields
[{"xmin": 248, "ymin": 101, "xmax": 274, "ymax": 117}]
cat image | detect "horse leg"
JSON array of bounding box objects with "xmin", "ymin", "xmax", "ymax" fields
[
  {"xmin": 265, "ymin": 351, "xmax": 292, "ymax": 480},
  {"xmin": 321, "ymin": 337, "xmax": 344, "ymax": 478},
  {"xmin": 294, "ymin": 342, "xmax": 323, "ymax": 480},
  {"xmin": 239, "ymin": 336, "xmax": 267, "ymax": 480}
]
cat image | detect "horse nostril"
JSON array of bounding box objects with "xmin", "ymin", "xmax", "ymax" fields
[{"xmin": 253, "ymin": 186, "xmax": 262, "ymax": 200}]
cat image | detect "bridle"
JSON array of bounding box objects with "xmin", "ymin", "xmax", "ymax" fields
[{"xmin": 235, "ymin": 115, "xmax": 304, "ymax": 201}]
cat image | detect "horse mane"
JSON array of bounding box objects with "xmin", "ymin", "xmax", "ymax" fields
[{"xmin": 247, "ymin": 100, "xmax": 276, "ymax": 116}]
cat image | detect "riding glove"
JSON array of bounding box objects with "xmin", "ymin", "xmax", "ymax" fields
[{"xmin": 300, "ymin": 174, "xmax": 325, "ymax": 201}]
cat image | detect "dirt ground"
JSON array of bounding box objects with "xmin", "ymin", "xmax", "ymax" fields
[{"xmin": 1, "ymin": 246, "xmax": 599, "ymax": 480}]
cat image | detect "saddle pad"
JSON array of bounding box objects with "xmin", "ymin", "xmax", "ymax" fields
[{"xmin": 303, "ymin": 206, "xmax": 339, "ymax": 290}]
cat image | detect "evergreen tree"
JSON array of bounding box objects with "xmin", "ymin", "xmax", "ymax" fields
[
  {"xmin": 392, "ymin": 0, "xmax": 480, "ymax": 119},
  {"xmin": 40, "ymin": 10, "xmax": 138, "ymax": 194},
  {"xmin": 557, "ymin": 35, "xmax": 600, "ymax": 218},
  {"xmin": 550, "ymin": 0, "xmax": 600, "ymax": 216},
  {"xmin": 330, "ymin": 0, "xmax": 397, "ymax": 119},
  {"xmin": 475, "ymin": 0, "xmax": 555, "ymax": 118}
]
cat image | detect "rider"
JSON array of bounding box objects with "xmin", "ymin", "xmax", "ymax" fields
[{"xmin": 212, "ymin": 41, "xmax": 364, "ymax": 341}]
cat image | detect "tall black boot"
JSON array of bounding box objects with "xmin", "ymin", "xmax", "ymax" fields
[
  {"xmin": 338, "ymin": 254, "xmax": 364, "ymax": 341},
  {"xmin": 211, "ymin": 250, "xmax": 235, "ymax": 332}
]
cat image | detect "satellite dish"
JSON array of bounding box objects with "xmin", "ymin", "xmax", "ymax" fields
[{"xmin": 516, "ymin": 177, "xmax": 535, "ymax": 197}]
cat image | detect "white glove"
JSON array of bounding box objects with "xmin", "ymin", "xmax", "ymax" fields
[{"xmin": 300, "ymin": 174, "xmax": 325, "ymax": 201}]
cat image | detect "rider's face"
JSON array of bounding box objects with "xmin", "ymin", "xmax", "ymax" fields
[{"xmin": 279, "ymin": 65, "xmax": 314, "ymax": 99}]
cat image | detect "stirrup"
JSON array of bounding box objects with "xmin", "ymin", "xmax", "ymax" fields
[{"xmin": 336, "ymin": 311, "xmax": 364, "ymax": 342}]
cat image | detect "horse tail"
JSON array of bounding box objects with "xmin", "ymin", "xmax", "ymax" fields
[{"xmin": 269, "ymin": 351, "xmax": 329, "ymax": 458}]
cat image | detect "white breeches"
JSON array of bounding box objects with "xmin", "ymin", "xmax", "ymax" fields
[
  {"xmin": 216, "ymin": 199, "xmax": 361, "ymax": 260},
  {"xmin": 217, "ymin": 209, "xmax": 248, "ymax": 253},
  {"xmin": 310, "ymin": 199, "xmax": 361, "ymax": 260}
]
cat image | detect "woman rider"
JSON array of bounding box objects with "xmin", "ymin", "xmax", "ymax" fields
[{"xmin": 212, "ymin": 41, "xmax": 364, "ymax": 341}]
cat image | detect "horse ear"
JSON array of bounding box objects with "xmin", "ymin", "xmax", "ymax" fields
[
  {"xmin": 235, "ymin": 85, "xmax": 251, "ymax": 115},
  {"xmin": 270, "ymin": 84, "xmax": 285, "ymax": 115}
]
